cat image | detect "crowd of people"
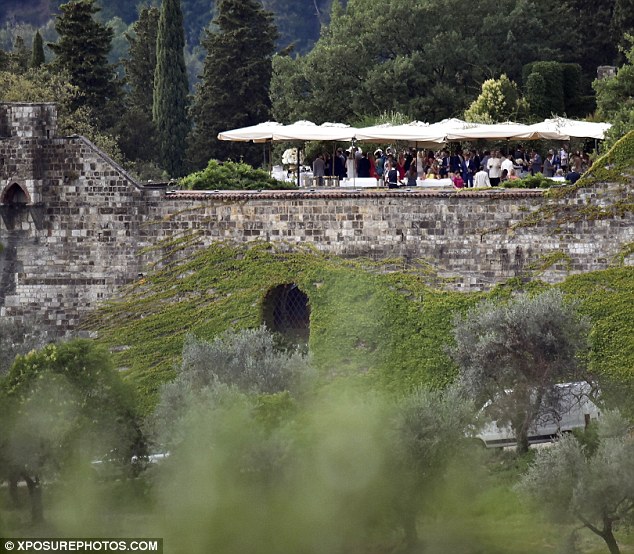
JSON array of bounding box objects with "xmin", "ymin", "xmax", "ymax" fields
[{"xmin": 312, "ymin": 144, "xmax": 592, "ymax": 189}]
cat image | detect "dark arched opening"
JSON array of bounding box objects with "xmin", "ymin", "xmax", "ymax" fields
[
  {"xmin": 1, "ymin": 183, "xmax": 29, "ymax": 205},
  {"xmin": 262, "ymin": 284, "xmax": 310, "ymax": 344}
]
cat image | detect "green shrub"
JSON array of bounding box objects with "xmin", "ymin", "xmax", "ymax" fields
[
  {"xmin": 180, "ymin": 159, "xmax": 297, "ymax": 190},
  {"xmin": 501, "ymin": 173, "xmax": 555, "ymax": 189}
]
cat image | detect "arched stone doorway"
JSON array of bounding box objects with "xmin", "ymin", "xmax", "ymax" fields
[
  {"xmin": 1, "ymin": 182, "xmax": 30, "ymax": 205},
  {"xmin": 262, "ymin": 284, "xmax": 310, "ymax": 344}
]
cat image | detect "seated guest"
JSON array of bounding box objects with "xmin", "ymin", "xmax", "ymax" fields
[
  {"xmin": 566, "ymin": 170, "xmax": 581, "ymax": 184},
  {"xmin": 508, "ymin": 168, "xmax": 520, "ymax": 181},
  {"xmin": 451, "ymin": 172, "xmax": 464, "ymax": 189}
]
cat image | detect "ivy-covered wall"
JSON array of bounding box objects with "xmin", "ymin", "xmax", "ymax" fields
[{"xmin": 87, "ymin": 242, "xmax": 634, "ymax": 413}]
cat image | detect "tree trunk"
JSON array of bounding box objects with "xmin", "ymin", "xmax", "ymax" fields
[
  {"xmin": 22, "ymin": 474, "xmax": 44, "ymax": 524},
  {"xmin": 8, "ymin": 474, "xmax": 20, "ymax": 508},
  {"xmin": 601, "ymin": 519, "xmax": 621, "ymax": 554},
  {"xmin": 515, "ymin": 430, "xmax": 530, "ymax": 455},
  {"xmin": 402, "ymin": 510, "xmax": 419, "ymax": 550}
]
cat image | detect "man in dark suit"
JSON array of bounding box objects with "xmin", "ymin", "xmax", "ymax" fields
[{"xmin": 461, "ymin": 152, "xmax": 477, "ymax": 187}]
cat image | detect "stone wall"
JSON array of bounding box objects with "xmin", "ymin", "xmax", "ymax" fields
[{"xmin": 0, "ymin": 103, "xmax": 632, "ymax": 336}]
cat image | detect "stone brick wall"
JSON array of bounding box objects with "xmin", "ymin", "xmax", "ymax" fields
[{"xmin": 0, "ymin": 103, "xmax": 632, "ymax": 337}]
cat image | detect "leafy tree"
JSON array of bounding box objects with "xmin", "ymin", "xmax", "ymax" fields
[
  {"xmin": 0, "ymin": 318, "xmax": 48, "ymax": 376},
  {"xmin": 151, "ymin": 326, "xmax": 312, "ymax": 448},
  {"xmin": 450, "ymin": 289, "xmax": 591, "ymax": 454},
  {"xmin": 390, "ymin": 386, "xmax": 475, "ymax": 548},
  {"xmin": 518, "ymin": 411, "xmax": 634, "ymax": 554},
  {"xmin": 30, "ymin": 30, "xmax": 45, "ymax": 68},
  {"xmin": 464, "ymin": 74, "xmax": 528, "ymax": 123},
  {"xmin": 0, "ymin": 340, "xmax": 142, "ymax": 523},
  {"xmin": 153, "ymin": 0, "xmax": 190, "ymax": 177},
  {"xmin": 611, "ymin": 0, "xmax": 634, "ymax": 56},
  {"xmin": 594, "ymin": 36, "xmax": 634, "ymax": 147},
  {"xmin": 8, "ymin": 35, "xmax": 29, "ymax": 73},
  {"xmin": 271, "ymin": 0, "xmax": 578, "ymax": 125},
  {"xmin": 187, "ymin": 0, "xmax": 278, "ymax": 169},
  {"xmin": 48, "ymin": 0, "xmax": 121, "ymax": 123}
]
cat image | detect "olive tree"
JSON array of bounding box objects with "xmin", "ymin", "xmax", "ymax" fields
[
  {"xmin": 517, "ymin": 411, "xmax": 634, "ymax": 554},
  {"xmin": 450, "ymin": 289, "xmax": 591, "ymax": 453},
  {"xmin": 151, "ymin": 326, "xmax": 314, "ymax": 448},
  {"xmin": 0, "ymin": 340, "xmax": 142, "ymax": 523},
  {"xmin": 390, "ymin": 386, "xmax": 475, "ymax": 548}
]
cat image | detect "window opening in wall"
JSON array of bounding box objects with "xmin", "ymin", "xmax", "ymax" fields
[
  {"xmin": 262, "ymin": 284, "xmax": 310, "ymax": 344},
  {"xmin": 1, "ymin": 183, "xmax": 28, "ymax": 205}
]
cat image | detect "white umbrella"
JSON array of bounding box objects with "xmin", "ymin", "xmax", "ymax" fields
[
  {"xmin": 445, "ymin": 121, "xmax": 534, "ymax": 141},
  {"xmin": 525, "ymin": 117, "xmax": 611, "ymax": 140},
  {"xmin": 356, "ymin": 120, "xmax": 446, "ymax": 144},
  {"xmin": 217, "ymin": 121, "xmax": 284, "ymax": 143},
  {"xmin": 271, "ymin": 121, "xmax": 357, "ymax": 142}
]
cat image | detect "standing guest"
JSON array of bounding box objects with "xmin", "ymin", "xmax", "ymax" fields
[
  {"xmin": 334, "ymin": 148, "xmax": 347, "ymax": 179},
  {"xmin": 385, "ymin": 159, "xmax": 399, "ymax": 189},
  {"xmin": 346, "ymin": 149, "xmax": 356, "ymax": 179},
  {"xmin": 440, "ymin": 150, "xmax": 450, "ymax": 177},
  {"xmin": 462, "ymin": 151, "xmax": 477, "ymax": 187},
  {"xmin": 375, "ymin": 149, "xmax": 385, "ymax": 176},
  {"xmin": 449, "ymin": 150, "xmax": 463, "ymax": 174},
  {"xmin": 543, "ymin": 152, "xmax": 555, "ymax": 177},
  {"xmin": 312, "ymin": 153, "xmax": 325, "ymax": 186},
  {"xmin": 501, "ymin": 153, "xmax": 514, "ymax": 181},
  {"xmin": 396, "ymin": 153, "xmax": 406, "ymax": 180},
  {"xmin": 406, "ymin": 163, "xmax": 418, "ymax": 187},
  {"xmin": 530, "ymin": 150, "xmax": 542, "ymax": 175},
  {"xmin": 480, "ymin": 150, "xmax": 491, "ymax": 173},
  {"xmin": 487, "ymin": 150, "xmax": 502, "ymax": 186},
  {"xmin": 324, "ymin": 152, "xmax": 332, "ymax": 176},
  {"xmin": 474, "ymin": 166, "xmax": 492, "ymax": 187},
  {"xmin": 560, "ymin": 144, "xmax": 569, "ymax": 171},
  {"xmin": 404, "ymin": 148, "xmax": 414, "ymax": 172},
  {"xmin": 357, "ymin": 151, "xmax": 371, "ymax": 178},
  {"xmin": 552, "ymin": 149, "xmax": 561, "ymax": 170},
  {"xmin": 368, "ymin": 151, "xmax": 377, "ymax": 178},
  {"xmin": 416, "ymin": 149, "xmax": 425, "ymax": 177}
]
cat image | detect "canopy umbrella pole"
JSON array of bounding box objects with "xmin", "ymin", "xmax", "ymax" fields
[{"xmin": 297, "ymin": 144, "xmax": 302, "ymax": 189}]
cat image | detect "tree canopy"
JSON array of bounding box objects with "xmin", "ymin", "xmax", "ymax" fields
[
  {"xmin": 518, "ymin": 412, "xmax": 634, "ymax": 554},
  {"xmin": 451, "ymin": 289, "xmax": 591, "ymax": 453},
  {"xmin": 187, "ymin": 0, "xmax": 278, "ymax": 169},
  {"xmin": 0, "ymin": 340, "xmax": 141, "ymax": 523},
  {"xmin": 48, "ymin": 0, "xmax": 120, "ymax": 122}
]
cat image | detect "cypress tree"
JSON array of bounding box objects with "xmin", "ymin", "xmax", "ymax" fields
[
  {"xmin": 48, "ymin": 0, "xmax": 119, "ymax": 117},
  {"xmin": 153, "ymin": 0, "xmax": 190, "ymax": 178},
  {"xmin": 31, "ymin": 31, "xmax": 45, "ymax": 68},
  {"xmin": 9, "ymin": 36, "xmax": 30, "ymax": 73},
  {"xmin": 187, "ymin": 0, "xmax": 278, "ymax": 169},
  {"xmin": 116, "ymin": 6, "xmax": 160, "ymax": 164},
  {"xmin": 124, "ymin": 7, "xmax": 159, "ymax": 114}
]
